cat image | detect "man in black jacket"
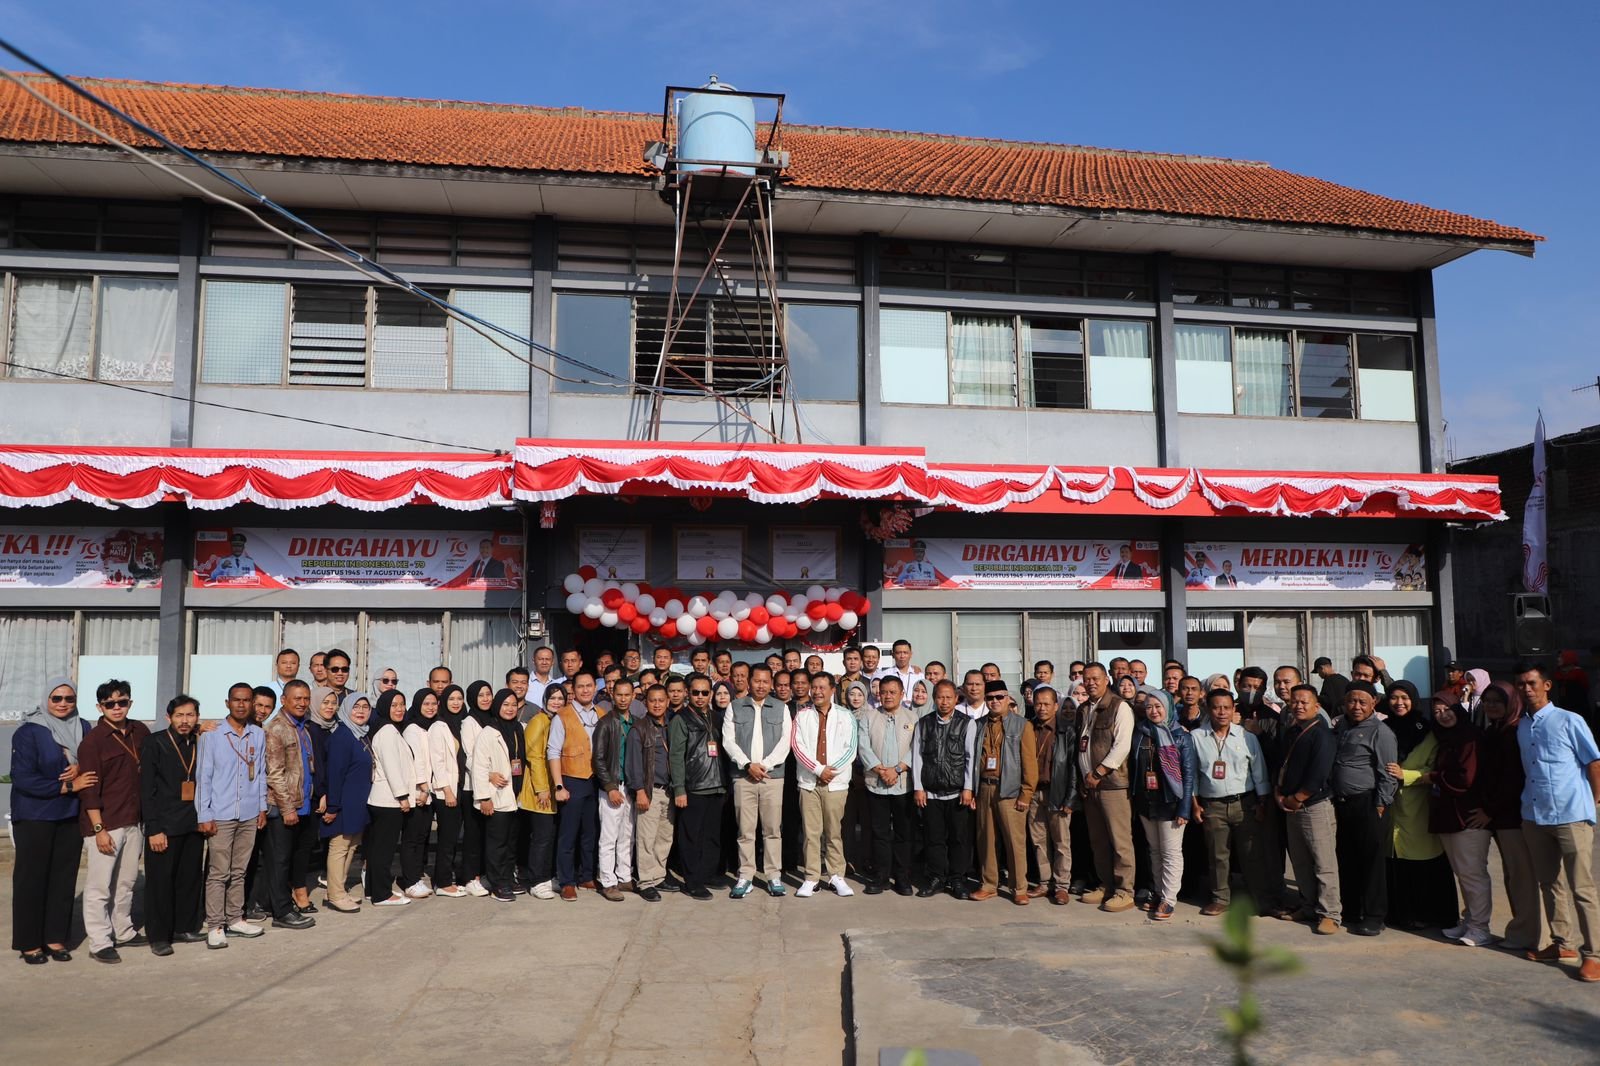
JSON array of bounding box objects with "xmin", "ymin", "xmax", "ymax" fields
[
  {"xmin": 911, "ymin": 680, "xmax": 977, "ymax": 899},
  {"xmin": 140, "ymin": 694, "xmax": 206, "ymax": 956},
  {"xmin": 1028, "ymin": 686, "xmax": 1081, "ymax": 905},
  {"xmin": 627, "ymin": 685, "xmax": 675, "ymax": 901},
  {"xmin": 669, "ymin": 675, "xmax": 726, "ymax": 900},
  {"xmin": 1276, "ymin": 684, "xmax": 1340, "ymax": 934},
  {"xmin": 592, "ymin": 697, "xmax": 633, "ymax": 902}
]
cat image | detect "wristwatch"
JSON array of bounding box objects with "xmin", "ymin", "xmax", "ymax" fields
[{"xmin": 92, "ymin": 822, "xmax": 105, "ymax": 833}]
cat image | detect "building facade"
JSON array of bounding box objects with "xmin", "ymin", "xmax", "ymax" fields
[{"xmin": 0, "ymin": 73, "xmax": 1534, "ymax": 719}]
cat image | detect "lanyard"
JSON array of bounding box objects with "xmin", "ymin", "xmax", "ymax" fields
[
  {"xmin": 1209, "ymin": 729, "xmax": 1233, "ymax": 763},
  {"xmin": 108, "ymin": 726, "xmax": 141, "ymax": 767},
  {"xmin": 292, "ymin": 718, "xmax": 316, "ymax": 774},
  {"xmin": 165, "ymin": 730, "xmax": 195, "ymax": 781},
  {"xmin": 223, "ymin": 728, "xmax": 256, "ymax": 773}
]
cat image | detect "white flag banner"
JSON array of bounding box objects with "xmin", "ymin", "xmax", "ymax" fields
[{"xmin": 1522, "ymin": 412, "xmax": 1548, "ymax": 593}]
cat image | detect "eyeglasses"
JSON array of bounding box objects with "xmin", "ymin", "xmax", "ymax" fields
[
  {"xmin": 379, "ymin": 678, "xmax": 397, "ymax": 685},
  {"xmin": 49, "ymin": 694, "xmax": 77, "ymax": 704},
  {"xmin": 690, "ymin": 689, "xmax": 712, "ymax": 697},
  {"xmin": 101, "ymin": 698, "xmax": 131, "ymax": 709},
  {"xmin": 985, "ymin": 694, "xmax": 1008, "ymax": 701},
  {"xmin": 327, "ymin": 665, "xmax": 350, "ymax": 674}
]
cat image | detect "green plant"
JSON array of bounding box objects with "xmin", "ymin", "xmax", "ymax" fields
[{"xmin": 1208, "ymin": 895, "xmax": 1302, "ymax": 1066}]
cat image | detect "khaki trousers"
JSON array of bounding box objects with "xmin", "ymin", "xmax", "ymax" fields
[
  {"xmin": 977, "ymin": 783, "xmax": 1028, "ymax": 894},
  {"xmin": 635, "ymin": 787, "xmax": 676, "ymax": 890},
  {"xmin": 733, "ymin": 776, "xmax": 785, "ymax": 882},
  {"xmin": 1495, "ymin": 826, "xmax": 1561, "ymax": 950},
  {"xmin": 1524, "ymin": 821, "xmax": 1600, "ymax": 960},
  {"xmin": 1026, "ymin": 792, "xmax": 1072, "ymax": 887},
  {"xmin": 82, "ymin": 824, "xmax": 143, "ymax": 951},
  {"xmin": 325, "ymin": 832, "xmax": 361, "ymax": 905},
  {"xmin": 204, "ymin": 818, "xmax": 257, "ymax": 930},
  {"xmin": 799, "ymin": 785, "xmax": 847, "ymax": 881},
  {"xmin": 1084, "ymin": 788, "xmax": 1135, "ymax": 900}
]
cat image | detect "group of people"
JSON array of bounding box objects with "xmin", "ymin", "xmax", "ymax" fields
[{"xmin": 9, "ymin": 638, "xmax": 1600, "ymax": 984}]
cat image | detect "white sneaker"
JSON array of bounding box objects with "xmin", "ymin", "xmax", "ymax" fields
[
  {"xmin": 530, "ymin": 880, "xmax": 557, "ymax": 900},
  {"xmin": 463, "ymin": 878, "xmax": 490, "ymax": 897},
  {"xmin": 1442, "ymin": 923, "xmax": 1468, "ymax": 940},
  {"xmin": 404, "ymin": 881, "xmax": 431, "ymax": 899},
  {"xmin": 207, "ymin": 928, "xmax": 228, "ymax": 950},
  {"xmin": 317, "ymin": 874, "xmax": 328, "ymax": 888},
  {"xmin": 829, "ymin": 875, "xmax": 854, "ymax": 897},
  {"xmin": 1457, "ymin": 926, "xmax": 1496, "ymax": 947},
  {"xmin": 796, "ymin": 880, "xmax": 818, "ymax": 898},
  {"xmin": 374, "ymin": 894, "xmax": 411, "ymax": 907},
  {"xmin": 435, "ymin": 885, "xmax": 466, "ymax": 898},
  {"xmin": 225, "ymin": 920, "xmax": 264, "ymax": 938}
]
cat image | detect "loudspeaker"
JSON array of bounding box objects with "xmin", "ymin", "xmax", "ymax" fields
[{"xmin": 1512, "ymin": 593, "xmax": 1554, "ymax": 656}]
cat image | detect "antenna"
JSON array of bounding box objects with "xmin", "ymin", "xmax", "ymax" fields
[{"xmin": 1573, "ymin": 376, "xmax": 1600, "ymax": 398}]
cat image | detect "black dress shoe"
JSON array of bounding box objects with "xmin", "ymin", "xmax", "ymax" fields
[
  {"xmin": 48, "ymin": 948, "xmax": 72, "ymax": 962},
  {"xmin": 916, "ymin": 881, "xmax": 940, "ymax": 898},
  {"xmin": 297, "ymin": 902, "xmax": 319, "ymax": 915},
  {"xmin": 1350, "ymin": 920, "xmax": 1383, "ymax": 937},
  {"xmin": 659, "ymin": 878, "xmax": 682, "ymax": 893},
  {"xmin": 1067, "ymin": 880, "xmax": 1090, "ymax": 895},
  {"xmin": 894, "ymin": 883, "xmax": 915, "ymax": 897},
  {"xmin": 150, "ymin": 942, "xmax": 174, "ymax": 957},
  {"xmin": 173, "ymin": 931, "xmax": 207, "ymax": 944},
  {"xmin": 91, "ymin": 947, "xmax": 122, "ymax": 964},
  {"xmin": 117, "ymin": 932, "xmax": 149, "ymax": 948},
  {"xmin": 246, "ymin": 906, "xmax": 270, "ymax": 923},
  {"xmin": 639, "ymin": 886, "xmax": 662, "ymax": 903},
  {"xmin": 864, "ymin": 882, "xmax": 885, "ymax": 895},
  {"xmin": 686, "ymin": 885, "xmax": 713, "ymax": 901},
  {"xmin": 21, "ymin": 952, "xmax": 47, "ymax": 965},
  {"xmin": 948, "ymin": 885, "xmax": 971, "ymax": 901},
  {"xmin": 272, "ymin": 911, "xmax": 316, "ymax": 930}
]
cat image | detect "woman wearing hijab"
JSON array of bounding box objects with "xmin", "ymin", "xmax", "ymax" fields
[
  {"xmin": 365, "ymin": 690, "xmax": 416, "ymax": 907},
  {"xmin": 457, "ymin": 680, "xmax": 494, "ymax": 896},
  {"xmin": 1456, "ymin": 668, "xmax": 1491, "ymax": 729},
  {"xmin": 909, "ymin": 679, "xmax": 930, "ymax": 714},
  {"xmin": 428, "ymin": 684, "xmax": 468, "ymax": 898},
  {"xmin": 1428, "ymin": 696, "xmax": 1494, "ymax": 945},
  {"xmin": 11, "ymin": 678, "xmax": 95, "ymax": 964},
  {"xmin": 472, "ymin": 688, "xmax": 526, "ymax": 902},
  {"xmin": 321, "ymin": 693, "xmax": 373, "ymax": 913},
  {"xmin": 1381, "ymin": 680, "xmax": 1459, "ymax": 930},
  {"xmin": 398, "ymin": 689, "xmax": 438, "ymax": 899},
  {"xmin": 1471, "ymin": 681, "xmax": 1550, "ymax": 954},
  {"xmin": 1130, "ymin": 687, "xmax": 1196, "ymax": 922},
  {"xmin": 519, "ymin": 683, "xmax": 564, "ymax": 899}
]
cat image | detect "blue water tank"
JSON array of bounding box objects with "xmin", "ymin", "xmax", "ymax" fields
[{"xmin": 678, "ymin": 77, "xmax": 757, "ymax": 175}]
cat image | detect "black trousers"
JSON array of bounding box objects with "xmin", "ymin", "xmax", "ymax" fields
[
  {"xmin": 144, "ymin": 829, "xmax": 205, "ymax": 943},
  {"xmin": 528, "ymin": 811, "xmax": 558, "ymax": 888},
  {"xmin": 515, "ymin": 808, "xmax": 533, "ymax": 884},
  {"xmin": 246, "ymin": 828, "xmax": 267, "ymax": 912},
  {"xmin": 921, "ymin": 797, "xmax": 971, "ymax": 883},
  {"xmin": 363, "ymin": 805, "xmax": 405, "ymax": 902},
  {"xmin": 1334, "ymin": 791, "xmax": 1391, "ymax": 926},
  {"xmin": 399, "ymin": 803, "xmax": 433, "ymax": 889},
  {"xmin": 11, "ymin": 818, "xmax": 79, "ymax": 952},
  {"xmin": 431, "ymin": 801, "xmax": 464, "ymax": 888},
  {"xmin": 1071, "ymin": 805, "xmax": 1099, "ymax": 888},
  {"xmin": 556, "ymin": 777, "xmax": 599, "ymax": 887},
  {"xmin": 1180, "ymin": 817, "xmax": 1210, "ymax": 900},
  {"xmin": 679, "ymin": 791, "xmax": 726, "ymax": 891},
  {"xmin": 484, "ymin": 810, "xmax": 518, "ymax": 892},
  {"xmin": 459, "ymin": 799, "xmax": 485, "ymax": 883},
  {"xmin": 867, "ymin": 791, "xmax": 915, "ymax": 887},
  {"xmin": 264, "ymin": 815, "xmax": 320, "ymax": 918}
]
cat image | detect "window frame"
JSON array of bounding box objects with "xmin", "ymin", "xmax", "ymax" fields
[{"xmin": 3, "ymin": 270, "xmax": 179, "ymax": 384}]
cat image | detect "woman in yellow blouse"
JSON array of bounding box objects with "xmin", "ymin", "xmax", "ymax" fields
[{"xmin": 1382, "ymin": 680, "xmax": 1460, "ymax": 930}]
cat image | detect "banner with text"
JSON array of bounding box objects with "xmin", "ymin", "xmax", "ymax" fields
[
  {"xmin": 192, "ymin": 529, "xmax": 523, "ymax": 590},
  {"xmin": 883, "ymin": 537, "xmax": 1161, "ymax": 590},
  {"xmin": 1183, "ymin": 542, "xmax": 1426, "ymax": 592},
  {"xmin": 0, "ymin": 527, "xmax": 163, "ymax": 589}
]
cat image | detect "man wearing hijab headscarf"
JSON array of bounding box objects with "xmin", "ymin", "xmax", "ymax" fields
[{"xmin": 77, "ymin": 678, "xmax": 152, "ymax": 963}]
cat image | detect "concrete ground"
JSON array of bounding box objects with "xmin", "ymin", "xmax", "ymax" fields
[{"xmin": 2, "ymin": 842, "xmax": 1599, "ymax": 1065}]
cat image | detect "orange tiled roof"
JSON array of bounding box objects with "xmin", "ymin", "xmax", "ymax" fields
[{"xmin": 0, "ymin": 73, "xmax": 1541, "ymax": 245}]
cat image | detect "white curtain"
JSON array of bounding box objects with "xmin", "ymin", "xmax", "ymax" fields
[
  {"xmin": 1235, "ymin": 329, "xmax": 1293, "ymax": 416},
  {"xmin": 1310, "ymin": 612, "xmax": 1365, "ymax": 674},
  {"xmin": 194, "ymin": 612, "xmax": 277, "ymax": 655},
  {"xmin": 0, "ymin": 614, "xmax": 75, "ymax": 721},
  {"xmin": 956, "ymin": 612, "xmax": 1023, "ymax": 685},
  {"xmin": 950, "ymin": 315, "xmax": 1015, "ymax": 406},
  {"xmin": 81, "ymin": 613, "xmax": 160, "ymax": 656},
  {"xmin": 366, "ymin": 614, "xmax": 443, "ymax": 695},
  {"xmin": 97, "ymin": 278, "xmax": 177, "ymax": 382},
  {"xmin": 1087, "ymin": 320, "xmax": 1153, "ymax": 411},
  {"xmin": 1175, "ymin": 324, "xmax": 1233, "ymax": 414},
  {"xmin": 1245, "ymin": 612, "xmax": 1303, "ymax": 675},
  {"xmin": 447, "ymin": 611, "xmax": 522, "ymax": 687},
  {"xmin": 878, "ymin": 611, "xmax": 953, "ymax": 675},
  {"xmin": 282, "ymin": 614, "xmax": 360, "ymax": 683},
  {"xmin": 12, "ymin": 277, "xmax": 93, "ymax": 379},
  {"xmin": 1026, "ymin": 613, "xmax": 1090, "ymax": 673}
]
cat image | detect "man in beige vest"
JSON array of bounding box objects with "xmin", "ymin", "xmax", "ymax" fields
[{"xmin": 1076, "ymin": 663, "xmax": 1136, "ymax": 912}]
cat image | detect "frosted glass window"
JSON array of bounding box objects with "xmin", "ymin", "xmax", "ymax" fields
[
  {"xmin": 1356, "ymin": 334, "xmax": 1416, "ymax": 422},
  {"xmin": 0, "ymin": 614, "xmax": 73, "ymax": 720},
  {"xmin": 1175, "ymin": 324, "xmax": 1233, "ymax": 414},
  {"xmin": 553, "ymin": 293, "xmax": 627, "ymax": 394},
  {"xmin": 1245, "ymin": 612, "xmax": 1304, "ymax": 675},
  {"xmin": 447, "ymin": 611, "xmax": 522, "ymax": 685},
  {"xmin": 454, "ymin": 289, "xmax": 531, "ymax": 392},
  {"xmin": 879, "ymin": 611, "xmax": 953, "ymax": 675},
  {"xmin": 97, "ymin": 278, "xmax": 177, "ymax": 382},
  {"xmin": 11, "ymin": 276, "xmax": 93, "ymax": 379},
  {"xmin": 372, "ymin": 290, "xmax": 448, "ymax": 391},
  {"xmin": 1026, "ymin": 613, "xmax": 1091, "ymax": 672},
  {"xmin": 201, "ymin": 280, "xmax": 285, "ymax": 384},
  {"xmin": 880, "ymin": 309, "xmax": 949, "ymax": 404},
  {"xmin": 366, "ymin": 614, "xmax": 443, "ymax": 692},
  {"xmin": 1373, "ymin": 609, "xmax": 1430, "ymax": 692},
  {"xmin": 1235, "ymin": 329, "xmax": 1292, "ymax": 416},
  {"xmin": 1087, "ymin": 320, "xmax": 1152, "ymax": 411},
  {"xmin": 1310, "ymin": 612, "xmax": 1365, "ymax": 676},
  {"xmin": 950, "ymin": 314, "xmax": 1015, "ymax": 406},
  {"xmin": 195, "ymin": 613, "xmax": 277, "ymax": 655},
  {"xmin": 956, "ymin": 612, "xmax": 1023, "ymax": 686},
  {"xmin": 786, "ymin": 303, "xmax": 859, "ymax": 401}
]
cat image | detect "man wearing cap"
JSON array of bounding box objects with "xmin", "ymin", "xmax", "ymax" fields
[
  {"xmin": 1075, "ymin": 663, "xmax": 1137, "ymax": 912},
  {"xmin": 897, "ymin": 540, "xmax": 940, "ymax": 587},
  {"xmin": 1331, "ymin": 681, "xmax": 1397, "ymax": 935},
  {"xmin": 971, "ymin": 679, "xmax": 1038, "ymax": 904}
]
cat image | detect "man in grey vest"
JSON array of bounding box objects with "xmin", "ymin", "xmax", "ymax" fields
[
  {"xmin": 858, "ymin": 676, "xmax": 920, "ymax": 895},
  {"xmin": 1077, "ymin": 662, "xmax": 1136, "ymax": 912},
  {"xmin": 721, "ymin": 665, "xmax": 792, "ymax": 898},
  {"xmin": 971, "ymin": 679, "xmax": 1038, "ymax": 904}
]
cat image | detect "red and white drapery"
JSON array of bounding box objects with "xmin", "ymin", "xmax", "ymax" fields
[
  {"xmin": 0, "ymin": 440, "xmax": 1504, "ymax": 520},
  {"xmin": 0, "ymin": 446, "xmax": 513, "ymax": 511}
]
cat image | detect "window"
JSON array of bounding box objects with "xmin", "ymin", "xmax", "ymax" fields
[
  {"xmin": 372, "ymin": 289, "xmax": 448, "ymax": 391},
  {"xmin": 785, "ymin": 303, "xmax": 860, "ymax": 401},
  {"xmin": 290, "ymin": 284, "xmax": 368, "ymax": 387},
  {"xmin": 877, "ymin": 611, "xmax": 954, "ymax": 674},
  {"xmin": 1372, "ymin": 610, "xmax": 1430, "ymax": 690},
  {"xmin": 96, "ymin": 278, "xmax": 177, "ymax": 382},
  {"xmin": 1356, "ymin": 334, "xmax": 1415, "ymax": 421},
  {"xmin": 1234, "ymin": 329, "xmax": 1294, "ymax": 416},
  {"xmin": 1187, "ymin": 611, "xmax": 1245, "ymax": 682},
  {"xmin": 554, "ymin": 293, "xmax": 630, "ymax": 394},
  {"xmin": 1244, "ymin": 613, "xmax": 1304, "ymax": 676},
  {"xmin": 1026, "ymin": 613, "xmax": 1091, "ymax": 670},
  {"xmin": 452, "ymin": 290, "xmax": 530, "ymax": 392},
  {"xmin": 9, "ymin": 276, "xmax": 93, "ymax": 379},
  {"xmin": 879, "ymin": 241, "xmax": 1149, "ymax": 301},
  {"xmin": 1174, "ymin": 259, "xmax": 1412, "ymax": 317},
  {"xmin": 209, "ymin": 207, "xmax": 534, "ymax": 269},
  {"xmin": 1020, "ymin": 318, "xmax": 1085, "ymax": 409},
  {"xmin": 1096, "ymin": 610, "xmax": 1162, "ymax": 660},
  {"xmin": 7, "ymin": 198, "xmax": 181, "ymax": 255},
  {"xmin": 950, "ymin": 314, "xmax": 1015, "ymax": 406},
  {"xmin": 1087, "ymin": 320, "xmax": 1152, "ymax": 412},
  {"xmin": 201, "ymin": 281, "xmax": 285, "ymax": 385},
  {"xmin": 880, "ymin": 308, "xmax": 949, "ymax": 404},
  {"xmin": 0, "ymin": 614, "xmax": 73, "ymax": 718},
  {"xmin": 1295, "ymin": 331, "xmax": 1354, "ymax": 419},
  {"xmin": 1310, "ymin": 611, "xmax": 1365, "ymax": 674},
  {"xmin": 447, "ymin": 612, "xmax": 522, "ymax": 685},
  {"xmin": 366, "ymin": 614, "xmax": 444, "ymax": 688},
  {"xmin": 557, "ymin": 224, "xmax": 857, "ymax": 284},
  {"xmin": 1175, "ymin": 324, "xmax": 1232, "ymax": 414},
  {"xmin": 4, "ymin": 274, "xmax": 176, "ymax": 383},
  {"xmin": 955, "ymin": 612, "xmax": 1023, "ymax": 682},
  {"xmin": 630, "ymin": 293, "xmax": 777, "ymax": 391}
]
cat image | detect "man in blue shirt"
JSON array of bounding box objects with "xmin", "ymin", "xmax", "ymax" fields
[
  {"xmin": 197, "ymin": 682, "xmax": 268, "ymax": 949},
  {"xmin": 1516, "ymin": 663, "xmax": 1600, "ymax": 981}
]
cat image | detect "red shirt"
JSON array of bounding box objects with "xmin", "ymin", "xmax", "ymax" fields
[{"xmin": 76, "ymin": 717, "xmax": 151, "ymax": 835}]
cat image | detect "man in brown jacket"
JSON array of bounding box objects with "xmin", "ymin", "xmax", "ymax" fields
[
  {"xmin": 971, "ymin": 679, "xmax": 1038, "ymax": 904},
  {"xmin": 261, "ymin": 680, "xmax": 321, "ymax": 929},
  {"xmin": 1076, "ymin": 663, "xmax": 1136, "ymax": 912}
]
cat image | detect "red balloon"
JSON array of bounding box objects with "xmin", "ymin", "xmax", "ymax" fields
[
  {"xmin": 825, "ymin": 603, "xmax": 843, "ymax": 623},
  {"xmin": 657, "ymin": 625, "xmax": 676, "ymax": 642},
  {"xmin": 629, "ymin": 615, "xmax": 651, "ymax": 634},
  {"xmin": 578, "ymin": 614, "xmax": 600, "ymax": 629},
  {"xmin": 772, "ymin": 589, "xmax": 791, "ymax": 603},
  {"xmin": 749, "ymin": 605, "xmax": 769, "ymax": 625},
  {"xmin": 806, "ymin": 600, "xmax": 827, "ymax": 620},
  {"xmin": 696, "ymin": 615, "xmax": 719, "ymax": 638},
  {"xmin": 617, "ymin": 602, "xmax": 637, "ymax": 623},
  {"xmin": 842, "ymin": 591, "xmax": 863, "ymax": 612},
  {"xmin": 856, "ymin": 598, "xmax": 871, "ymax": 615},
  {"xmin": 601, "ymin": 588, "xmax": 625, "ymax": 609},
  {"xmin": 637, "ymin": 582, "xmax": 652, "ymax": 595},
  {"xmin": 578, "ymin": 565, "xmax": 597, "ymax": 581},
  {"xmin": 737, "ymin": 620, "xmax": 757, "ymax": 642}
]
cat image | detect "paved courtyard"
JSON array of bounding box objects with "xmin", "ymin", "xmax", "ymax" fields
[{"xmin": 2, "ymin": 845, "xmax": 1599, "ymax": 1065}]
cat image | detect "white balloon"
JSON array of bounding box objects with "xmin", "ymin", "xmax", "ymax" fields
[
  {"xmin": 583, "ymin": 599, "xmax": 604, "ymax": 619},
  {"xmin": 796, "ymin": 615, "xmax": 813, "ymax": 631},
  {"xmin": 745, "ymin": 592, "xmax": 765, "ymax": 608},
  {"xmin": 648, "ymin": 609, "xmax": 667, "ymax": 627},
  {"xmin": 565, "ymin": 591, "xmax": 587, "ymax": 614},
  {"xmin": 829, "ymin": 586, "xmax": 846, "ymax": 602},
  {"xmin": 733, "ymin": 605, "xmax": 751, "ymax": 621},
  {"xmin": 784, "ymin": 606, "xmax": 800, "ymax": 622},
  {"xmin": 791, "ymin": 595, "xmax": 810, "ymax": 614},
  {"xmin": 717, "ymin": 617, "xmax": 739, "ymax": 640},
  {"xmin": 600, "ymin": 610, "xmax": 619, "ymax": 629},
  {"xmin": 664, "ymin": 599, "xmax": 685, "ymax": 619},
  {"xmin": 839, "ymin": 610, "xmax": 858, "ymax": 631},
  {"xmin": 812, "ymin": 619, "xmax": 829, "ymax": 634},
  {"xmin": 621, "ymin": 582, "xmax": 640, "ymax": 601},
  {"xmin": 563, "ymin": 573, "xmax": 584, "ymax": 595},
  {"xmin": 675, "ymin": 614, "xmax": 697, "ymax": 637},
  {"xmin": 755, "ymin": 625, "xmax": 771, "ymax": 644},
  {"xmin": 688, "ymin": 632, "xmax": 706, "ymax": 646},
  {"xmin": 805, "ymin": 584, "xmax": 825, "ymax": 602},
  {"xmin": 765, "ymin": 596, "xmax": 786, "ymax": 615},
  {"xmin": 687, "ymin": 596, "xmax": 710, "ymax": 618},
  {"xmin": 636, "ymin": 593, "xmax": 657, "ymax": 614},
  {"xmin": 583, "ymin": 578, "xmax": 604, "ymax": 598}
]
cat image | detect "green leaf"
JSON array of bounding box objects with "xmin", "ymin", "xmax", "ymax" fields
[
  {"xmin": 1224, "ymin": 897, "xmax": 1253, "ymax": 943},
  {"xmin": 899, "ymin": 1051, "xmax": 928, "ymax": 1066},
  {"xmin": 1221, "ymin": 1008, "xmax": 1246, "ymax": 1037},
  {"xmin": 1259, "ymin": 946, "xmax": 1303, "ymax": 974},
  {"xmin": 1238, "ymin": 993, "xmax": 1261, "ymax": 1029}
]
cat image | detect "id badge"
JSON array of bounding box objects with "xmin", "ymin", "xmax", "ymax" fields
[
  {"xmin": 1077, "ymin": 735, "xmax": 1089, "ymax": 753},
  {"xmin": 1145, "ymin": 772, "xmax": 1159, "ymax": 792},
  {"xmin": 985, "ymin": 755, "xmax": 998, "ymax": 771},
  {"xmin": 181, "ymin": 781, "xmax": 196, "ymax": 802},
  {"xmin": 248, "ymin": 762, "xmax": 256, "ymax": 781},
  {"xmin": 1211, "ymin": 760, "xmax": 1227, "ymax": 781},
  {"xmin": 510, "ymin": 759, "xmax": 523, "ymax": 776},
  {"xmin": 707, "ymin": 741, "xmax": 720, "ymax": 758}
]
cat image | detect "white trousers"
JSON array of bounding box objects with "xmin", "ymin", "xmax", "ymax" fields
[
  {"xmin": 1440, "ymin": 828, "xmax": 1494, "ymax": 932},
  {"xmin": 83, "ymin": 824, "xmax": 143, "ymax": 951},
  {"xmin": 1140, "ymin": 814, "xmax": 1185, "ymax": 908},
  {"xmin": 597, "ymin": 791, "xmax": 636, "ymax": 887}
]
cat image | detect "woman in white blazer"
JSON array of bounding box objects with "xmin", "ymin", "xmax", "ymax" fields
[
  {"xmin": 428, "ymin": 684, "xmax": 468, "ymax": 898},
  {"xmin": 473, "ymin": 688, "xmax": 525, "ymax": 903},
  {"xmin": 457, "ymin": 681, "xmax": 493, "ymax": 896},
  {"xmin": 398, "ymin": 689, "xmax": 438, "ymax": 899},
  {"xmin": 365, "ymin": 690, "xmax": 417, "ymax": 906}
]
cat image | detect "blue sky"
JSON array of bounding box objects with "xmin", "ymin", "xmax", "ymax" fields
[{"xmin": 4, "ymin": 0, "xmax": 1594, "ymax": 457}]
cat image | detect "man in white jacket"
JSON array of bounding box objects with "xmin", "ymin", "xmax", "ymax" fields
[
  {"xmin": 722, "ymin": 666, "xmax": 792, "ymax": 898},
  {"xmin": 790, "ymin": 672, "xmax": 857, "ymax": 898}
]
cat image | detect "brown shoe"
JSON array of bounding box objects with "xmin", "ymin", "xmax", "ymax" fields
[
  {"xmin": 1013, "ymin": 893, "xmax": 1030, "ymax": 906},
  {"xmin": 1200, "ymin": 901, "xmax": 1227, "ymax": 917},
  {"xmin": 1314, "ymin": 917, "xmax": 1339, "ymax": 935},
  {"xmin": 618, "ymin": 880, "xmax": 635, "ymax": 893},
  {"xmin": 1051, "ymin": 890, "xmax": 1071, "ymax": 906},
  {"xmin": 1527, "ymin": 943, "xmax": 1579, "ymax": 962},
  {"xmin": 578, "ymin": 881, "xmax": 598, "ymax": 891},
  {"xmin": 969, "ymin": 888, "xmax": 997, "ymax": 901},
  {"xmin": 1078, "ymin": 888, "xmax": 1106, "ymax": 905},
  {"xmin": 599, "ymin": 885, "xmax": 625, "ymax": 902},
  {"xmin": 1028, "ymin": 884, "xmax": 1048, "ymax": 898},
  {"xmin": 1100, "ymin": 895, "xmax": 1135, "ymax": 913},
  {"xmin": 1579, "ymin": 958, "xmax": 1600, "ymax": 982},
  {"xmin": 560, "ymin": 885, "xmax": 577, "ymax": 902}
]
